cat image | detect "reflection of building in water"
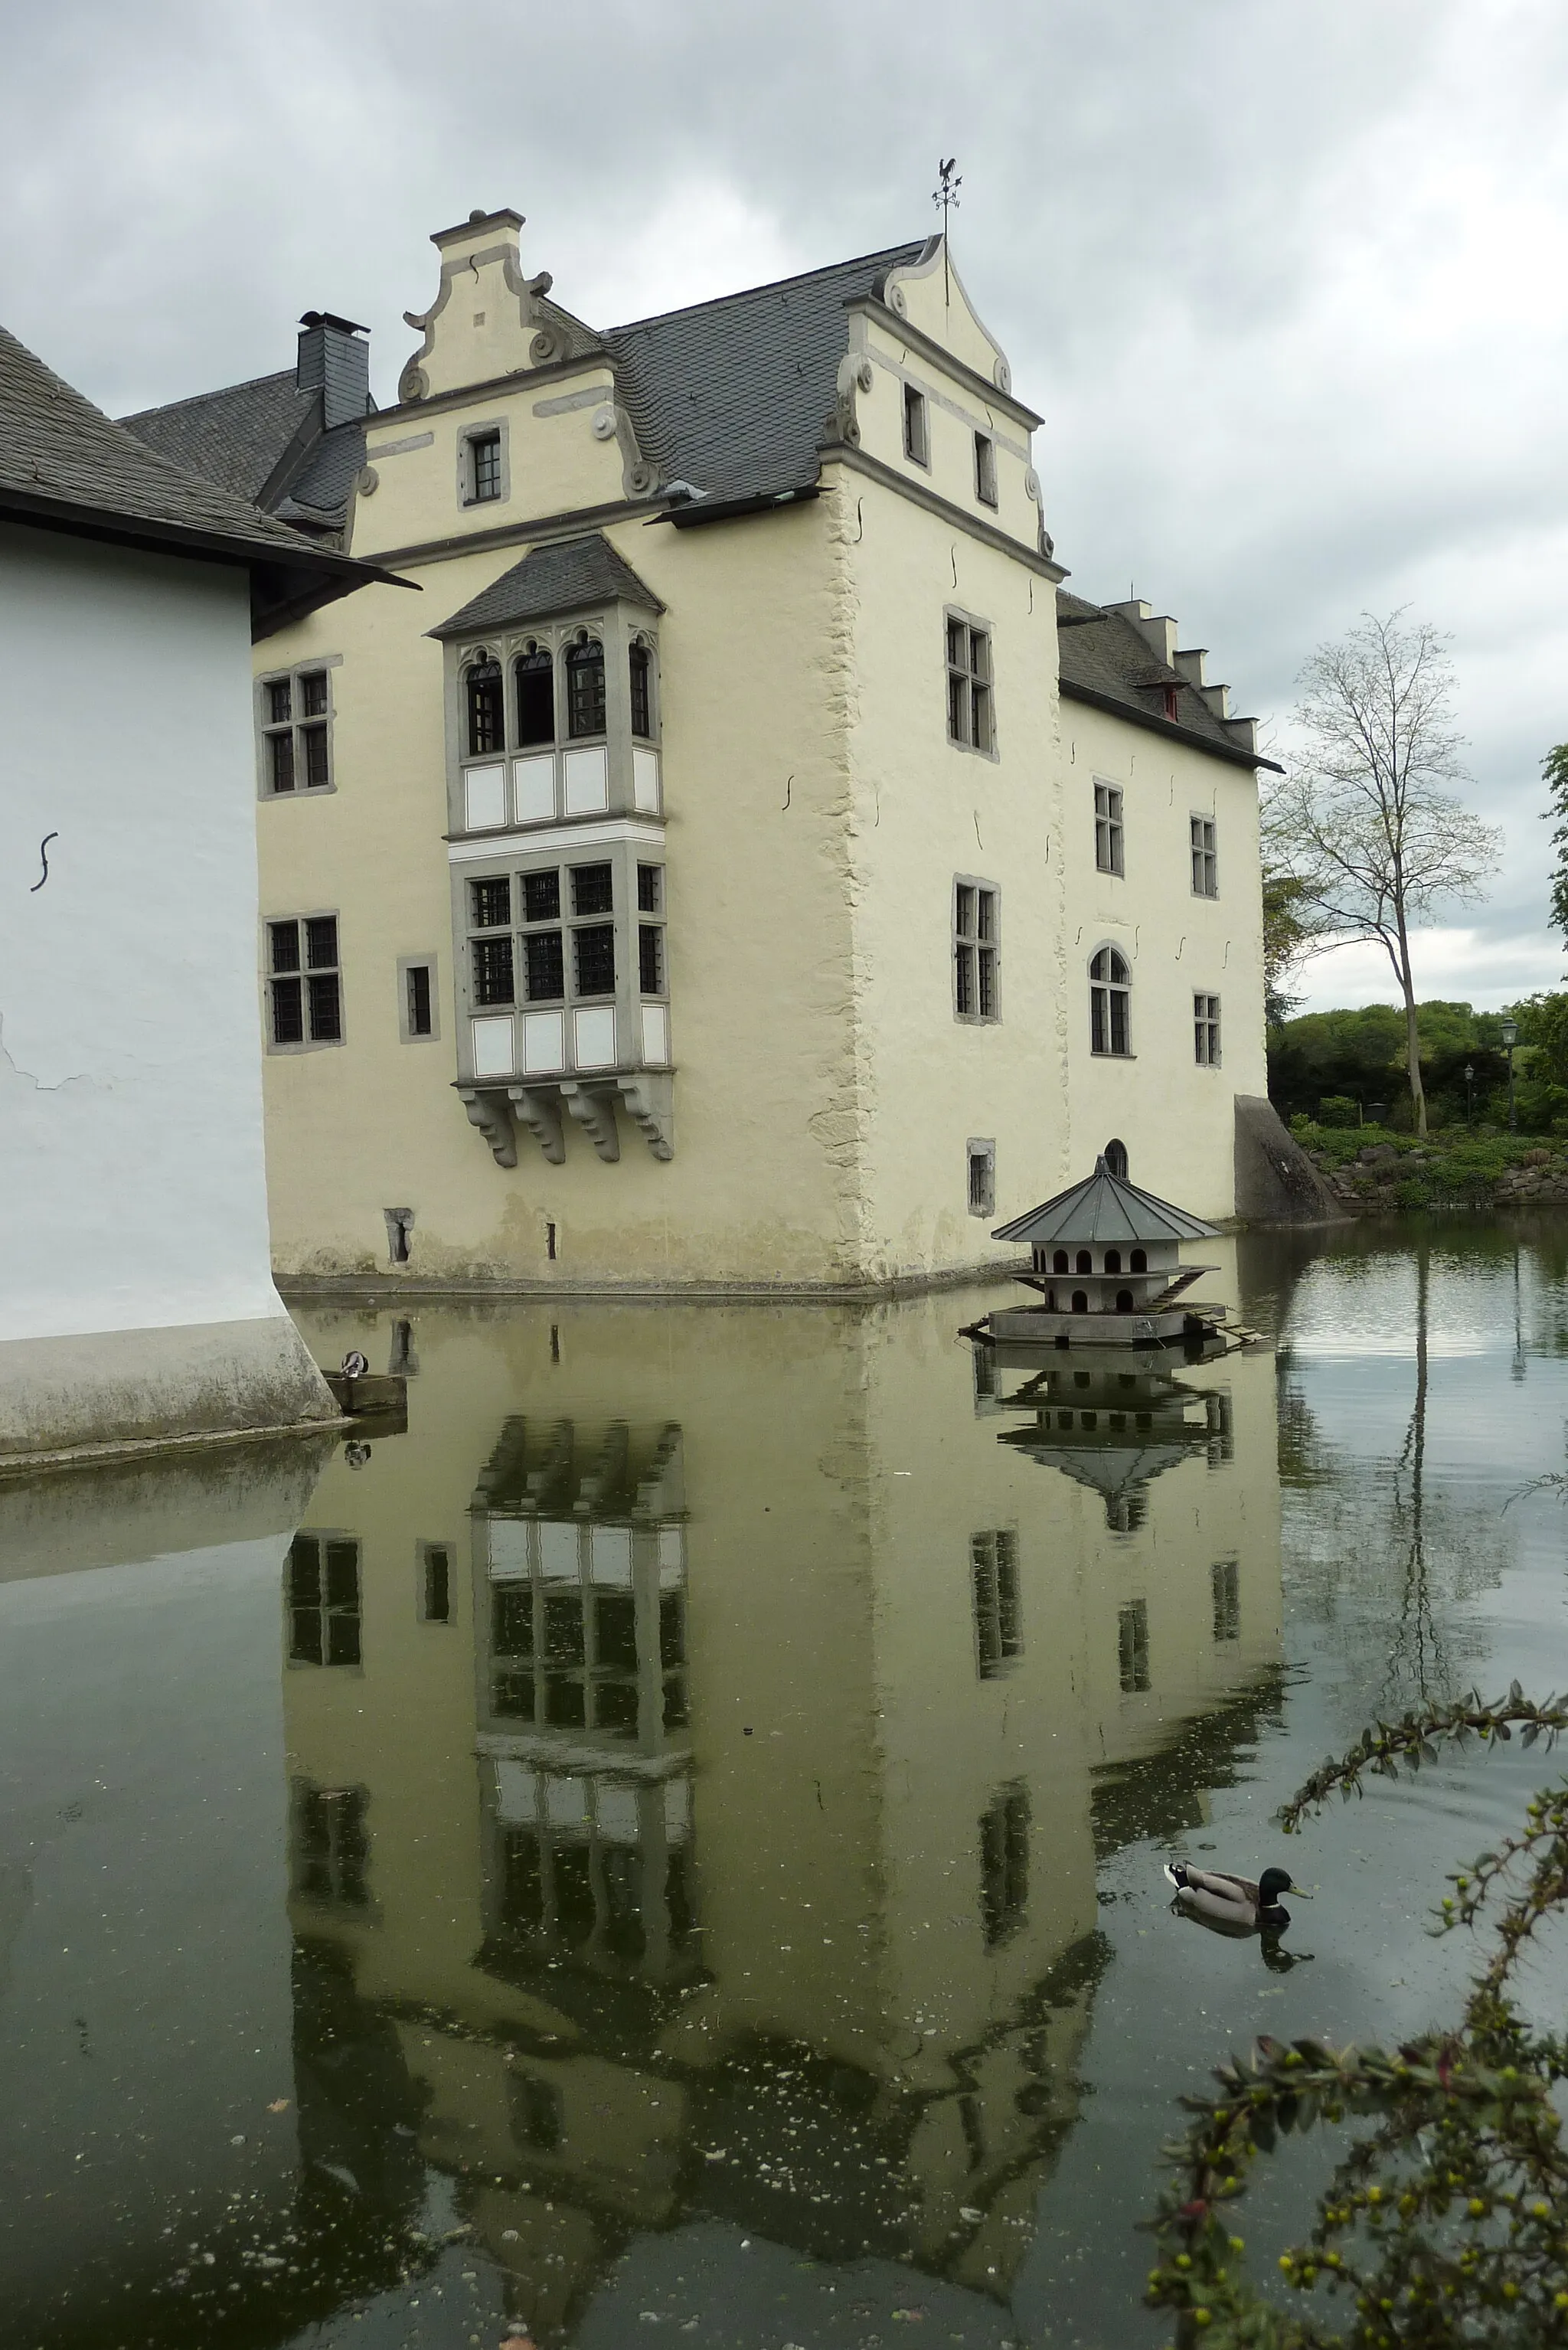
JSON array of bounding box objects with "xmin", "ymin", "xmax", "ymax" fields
[{"xmin": 279, "ymin": 1277, "xmax": 1282, "ymax": 2342}]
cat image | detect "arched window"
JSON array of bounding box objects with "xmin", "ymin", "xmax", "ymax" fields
[
  {"xmin": 515, "ymin": 642, "xmax": 554, "ymax": 747},
  {"xmin": 1130, "ymin": 1247, "xmax": 1147, "ymax": 1273},
  {"xmin": 1071, "ymin": 1291, "xmax": 1089, "ymax": 1315},
  {"xmin": 629, "ymin": 640, "xmax": 654, "ymax": 739},
  {"xmin": 466, "ymin": 651, "xmax": 503, "ymax": 757},
  {"xmin": 566, "ymin": 636, "xmax": 606, "ymax": 740},
  {"xmin": 1076, "ymin": 1250, "xmax": 1092, "ymax": 1276},
  {"xmin": 1053, "ymin": 1249, "xmax": 1069, "ymax": 1275},
  {"xmin": 1105, "ymin": 1137, "xmax": 1129, "ymax": 1178},
  {"xmin": 1116, "ymin": 1288, "xmax": 1134, "ymax": 1312},
  {"xmin": 1089, "ymin": 948, "xmax": 1132, "ymax": 1056},
  {"xmin": 1104, "ymin": 1248, "xmax": 1122, "ymax": 1275}
]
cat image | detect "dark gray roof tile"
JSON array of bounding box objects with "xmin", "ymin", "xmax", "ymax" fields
[
  {"xmin": 431, "ymin": 532, "xmax": 664, "ymax": 639},
  {"xmin": 1056, "ymin": 588, "xmax": 1267, "ymax": 765},
  {"xmin": 119, "ymin": 368, "xmax": 318, "ymax": 504}
]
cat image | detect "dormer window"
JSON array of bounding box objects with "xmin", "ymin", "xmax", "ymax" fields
[
  {"xmin": 466, "ymin": 653, "xmax": 504, "ymax": 756},
  {"xmin": 515, "ymin": 643, "xmax": 554, "ymax": 747},
  {"xmin": 629, "ymin": 640, "xmax": 653, "ymax": 739},
  {"xmin": 566, "ymin": 636, "xmax": 606, "ymax": 739}
]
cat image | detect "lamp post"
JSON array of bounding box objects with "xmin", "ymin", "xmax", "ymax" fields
[
  {"xmin": 1501, "ymin": 1018, "xmax": 1519, "ymax": 1134},
  {"xmin": 1465, "ymin": 1062, "xmax": 1475, "ymax": 1127}
]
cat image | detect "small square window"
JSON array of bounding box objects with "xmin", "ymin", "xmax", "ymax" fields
[
  {"xmin": 573, "ymin": 924, "xmax": 616, "ymax": 997},
  {"xmin": 1191, "ymin": 815, "xmax": 1218, "ymax": 897},
  {"xmin": 260, "ymin": 665, "xmax": 336, "ymax": 797},
  {"xmin": 954, "ymin": 881, "xmax": 999, "ymax": 1023},
  {"xmin": 639, "ymin": 924, "xmax": 664, "ymax": 994},
  {"xmin": 523, "ymin": 869, "xmax": 561, "ymax": 924},
  {"xmin": 1194, "ymin": 992, "xmax": 1222, "ymax": 1067},
  {"xmin": 967, "ymin": 1139, "xmax": 996, "ymax": 1218},
  {"xmin": 1095, "ymin": 783, "xmax": 1124, "ymax": 875},
  {"xmin": 266, "ymin": 915, "xmax": 342, "ymax": 1048},
  {"xmin": 471, "ymin": 877, "xmax": 511, "ymax": 930},
  {"xmin": 571, "ymin": 863, "xmax": 614, "ymax": 917},
  {"xmin": 974, "ymin": 433, "xmax": 997, "ymax": 507},
  {"xmin": 404, "ymin": 962, "xmax": 434, "ymax": 1039},
  {"xmin": 903, "ymin": 383, "xmax": 929, "ymax": 466},
  {"xmin": 469, "ymin": 430, "xmax": 502, "ymax": 504},
  {"xmin": 636, "ymin": 864, "xmax": 662, "ymax": 914},
  {"xmin": 946, "ymin": 618, "xmax": 994, "ymax": 753}
]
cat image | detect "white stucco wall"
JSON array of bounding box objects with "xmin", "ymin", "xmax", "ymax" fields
[{"xmin": 0, "ymin": 521, "xmax": 286, "ymax": 1342}]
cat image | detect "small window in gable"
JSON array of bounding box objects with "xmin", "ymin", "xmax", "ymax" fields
[
  {"xmin": 469, "ymin": 430, "xmax": 502, "ymax": 505},
  {"xmin": 974, "ymin": 432, "xmax": 998, "ymax": 507},
  {"xmin": 566, "ymin": 636, "xmax": 606, "ymax": 740},
  {"xmin": 903, "ymin": 383, "xmax": 929, "ymax": 467}
]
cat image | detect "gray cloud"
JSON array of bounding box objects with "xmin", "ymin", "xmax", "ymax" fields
[{"xmin": 5, "ymin": 0, "xmax": 1564, "ymax": 1006}]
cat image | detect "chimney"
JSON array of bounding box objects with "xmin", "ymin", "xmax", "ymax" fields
[{"xmin": 297, "ymin": 312, "xmax": 371, "ymax": 432}]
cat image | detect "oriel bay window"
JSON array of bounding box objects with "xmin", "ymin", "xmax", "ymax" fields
[{"xmin": 463, "ymin": 851, "xmax": 668, "ymax": 1083}]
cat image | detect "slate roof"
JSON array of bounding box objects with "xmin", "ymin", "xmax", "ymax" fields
[
  {"xmin": 1057, "ymin": 589, "xmax": 1276, "ymax": 770},
  {"xmin": 604, "ymin": 243, "xmax": 927, "ymax": 509},
  {"xmin": 431, "ymin": 533, "xmax": 665, "ymax": 639},
  {"xmin": 120, "ymin": 368, "xmax": 317, "ymax": 503},
  {"xmin": 992, "ymin": 1158, "xmax": 1219, "ymax": 1249}
]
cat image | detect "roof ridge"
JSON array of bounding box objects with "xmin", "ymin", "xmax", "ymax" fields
[
  {"xmin": 119, "ymin": 366, "xmax": 304, "ymax": 425},
  {"xmin": 606, "ymin": 240, "xmax": 925, "ymax": 338}
]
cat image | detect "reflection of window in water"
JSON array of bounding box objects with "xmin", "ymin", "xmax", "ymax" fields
[
  {"xmin": 979, "ymin": 1783, "xmax": 1029, "ymax": 1946},
  {"xmin": 508, "ymin": 2070, "xmax": 563, "ymax": 2152},
  {"xmin": 1106, "ymin": 1489, "xmax": 1148, "ymax": 1537},
  {"xmin": 1212, "ymin": 1558, "xmax": 1240, "ymax": 1641},
  {"xmin": 419, "ymin": 1541, "xmax": 452, "ymax": 1623},
  {"xmin": 288, "ymin": 1533, "xmax": 361, "ymax": 1665},
  {"xmin": 488, "ymin": 1533, "xmax": 686, "ymax": 1738},
  {"xmin": 493, "ymin": 1763, "xmax": 696, "ymax": 1971},
  {"xmin": 1118, "ymin": 1597, "xmax": 1150, "ymax": 1691},
  {"xmin": 972, "ymin": 1342, "xmax": 998, "ymax": 1404},
  {"xmin": 1206, "ymin": 1391, "xmax": 1234, "ymax": 1466},
  {"xmin": 291, "ymin": 1781, "xmax": 369, "ymax": 1906},
  {"xmin": 972, "ymin": 1529, "xmax": 1021, "ymax": 1677}
]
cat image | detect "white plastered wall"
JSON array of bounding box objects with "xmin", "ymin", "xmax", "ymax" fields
[{"xmin": 0, "ymin": 521, "xmax": 331, "ymax": 1447}]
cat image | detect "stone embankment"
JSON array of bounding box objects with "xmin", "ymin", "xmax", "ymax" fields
[{"xmin": 1302, "ymin": 1139, "xmax": 1568, "ymax": 1214}]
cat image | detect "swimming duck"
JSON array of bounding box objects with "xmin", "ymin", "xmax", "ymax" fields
[{"xmin": 1164, "ymin": 1861, "xmax": 1309, "ymax": 1931}]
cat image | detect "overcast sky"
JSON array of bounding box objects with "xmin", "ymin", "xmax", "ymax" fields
[{"xmin": 4, "ymin": 0, "xmax": 1565, "ymax": 1014}]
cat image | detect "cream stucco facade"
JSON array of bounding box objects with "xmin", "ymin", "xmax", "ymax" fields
[{"xmin": 220, "ymin": 213, "xmax": 1272, "ymax": 1291}]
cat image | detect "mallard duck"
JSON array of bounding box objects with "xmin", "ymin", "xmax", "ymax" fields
[{"xmin": 1164, "ymin": 1861, "xmax": 1309, "ymax": 1931}]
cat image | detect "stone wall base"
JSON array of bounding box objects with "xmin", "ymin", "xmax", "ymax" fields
[{"xmin": 0, "ymin": 1315, "xmax": 338, "ymax": 1464}]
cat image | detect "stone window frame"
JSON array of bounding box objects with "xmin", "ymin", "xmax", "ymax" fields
[
  {"xmin": 973, "ymin": 429, "xmax": 998, "ymax": 508},
  {"xmin": 1190, "ymin": 811, "xmax": 1219, "ymax": 897},
  {"xmin": 1089, "ymin": 941, "xmax": 1133, "ymax": 1058},
  {"xmin": 903, "ymin": 381, "xmax": 930, "ymax": 468},
  {"xmin": 417, "ymin": 1538, "xmax": 456, "ymax": 1625},
  {"xmin": 945, "ymin": 606, "xmax": 998, "ymax": 760},
  {"xmin": 967, "ymin": 1135, "xmax": 997, "ymax": 1219},
  {"xmin": 1194, "ymin": 991, "xmax": 1222, "ymax": 1067},
  {"xmin": 452, "ymin": 611, "xmax": 662, "ymax": 819},
  {"xmin": 458, "ymin": 416, "xmax": 511, "ymax": 509},
  {"xmin": 286, "ymin": 1528, "xmax": 363, "ymax": 1669},
  {"xmin": 397, "ymin": 953, "xmax": 441, "ymax": 1044},
  {"xmin": 1093, "ymin": 776, "xmax": 1125, "ymax": 875},
  {"xmin": 256, "ymin": 652, "xmax": 341, "ymax": 800},
  {"xmin": 457, "ymin": 842, "xmax": 668, "ymax": 1065},
  {"xmin": 953, "ymin": 874, "xmax": 1001, "ymax": 1023},
  {"xmin": 264, "ymin": 909, "xmax": 347, "ymax": 1053}
]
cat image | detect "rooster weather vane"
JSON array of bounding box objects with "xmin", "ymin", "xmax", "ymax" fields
[{"xmin": 933, "ymin": 159, "xmax": 961, "ymax": 302}]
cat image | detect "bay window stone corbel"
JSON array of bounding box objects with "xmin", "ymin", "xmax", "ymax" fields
[
  {"xmin": 616, "ymin": 1073, "xmax": 675, "ymax": 1161},
  {"xmin": 508, "ymin": 1083, "xmax": 566, "ymax": 1165},
  {"xmin": 458, "ymin": 1085, "xmax": 518, "ymax": 1167},
  {"xmin": 560, "ymin": 1080, "xmax": 621, "ymax": 1163}
]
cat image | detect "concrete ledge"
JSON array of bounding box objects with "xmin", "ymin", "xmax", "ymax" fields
[
  {"xmin": 0, "ymin": 1313, "xmax": 339, "ymax": 1463},
  {"xmin": 276, "ymin": 1257, "xmax": 1032, "ymax": 1307}
]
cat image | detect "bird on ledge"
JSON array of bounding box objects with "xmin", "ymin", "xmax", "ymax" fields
[{"xmin": 1164, "ymin": 1861, "xmax": 1311, "ymax": 1931}]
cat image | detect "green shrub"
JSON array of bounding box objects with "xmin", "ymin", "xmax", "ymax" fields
[{"xmin": 1318, "ymin": 1096, "xmax": 1359, "ymax": 1128}]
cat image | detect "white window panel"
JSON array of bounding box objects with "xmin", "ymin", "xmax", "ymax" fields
[
  {"xmin": 488, "ymin": 1518, "xmax": 531, "ymax": 1578},
  {"xmin": 632, "ymin": 747, "xmax": 661, "ymax": 812},
  {"xmin": 512, "ymin": 753, "xmax": 556, "ymax": 822},
  {"xmin": 563, "ymin": 744, "xmax": 609, "ymax": 813},
  {"xmin": 596, "ymin": 1782, "xmax": 640, "ymax": 1843},
  {"xmin": 521, "ymin": 1009, "xmax": 565, "ymax": 1073},
  {"xmin": 539, "ymin": 1521, "xmax": 579, "ymax": 1581},
  {"xmin": 590, "ymin": 1525, "xmax": 633, "ymax": 1584},
  {"xmin": 464, "ymin": 761, "xmax": 507, "ymax": 829},
  {"xmin": 658, "ymin": 1525, "xmax": 685, "ymax": 1580},
  {"xmin": 545, "ymin": 1775, "xmax": 589, "ymax": 1829},
  {"xmin": 494, "ymin": 1759, "xmax": 538, "ymax": 1823},
  {"xmin": 641, "ymin": 1003, "xmax": 669, "ymax": 1065},
  {"xmin": 574, "ymin": 1005, "xmax": 616, "ymax": 1068},
  {"xmin": 471, "ymin": 1014, "xmax": 515, "ymax": 1077},
  {"xmin": 664, "ymin": 1776, "xmax": 691, "ymax": 1838}
]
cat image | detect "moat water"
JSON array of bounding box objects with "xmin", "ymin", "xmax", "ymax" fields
[{"xmin": 4, "ymin": 1221, "xmax": 1568, "ymax": 2348}]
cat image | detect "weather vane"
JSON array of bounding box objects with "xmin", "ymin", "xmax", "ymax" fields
[{"xmin": 933, "ymin": 157, "xmax": 962, "ymax": 235}]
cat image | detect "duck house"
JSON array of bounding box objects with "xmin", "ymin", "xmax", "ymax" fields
[{"xmin": 983, "ymin": 1156, "xmax": 1225, "ymax": 1346}]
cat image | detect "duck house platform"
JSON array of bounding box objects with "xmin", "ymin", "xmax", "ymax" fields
[{"xmin": 980, "ymin": 1156, "xmax": 1227, "ymax": 1348}]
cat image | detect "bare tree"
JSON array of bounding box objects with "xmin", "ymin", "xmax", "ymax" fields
[{"xmin": 1263, "ymin": 610, "xmax": 1501, "ymax": 1134}]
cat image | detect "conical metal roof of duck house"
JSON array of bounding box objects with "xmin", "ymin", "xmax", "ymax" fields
[{"xmin": 991, "ymin": 1156, "xmax": 1219, "ymax": 1250}]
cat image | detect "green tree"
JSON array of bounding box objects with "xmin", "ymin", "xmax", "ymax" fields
[
  {"xmin": 1263, "ymin": 871, "xmax": 1311, "ymax": 1028},
  {"xmin": 1264, "ymin": 614, "xmax": 1502, "ymax": 1136},
  {"xmin": 1541, "ymin": 744, "xmax": 1568, "ymax": 942}
]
